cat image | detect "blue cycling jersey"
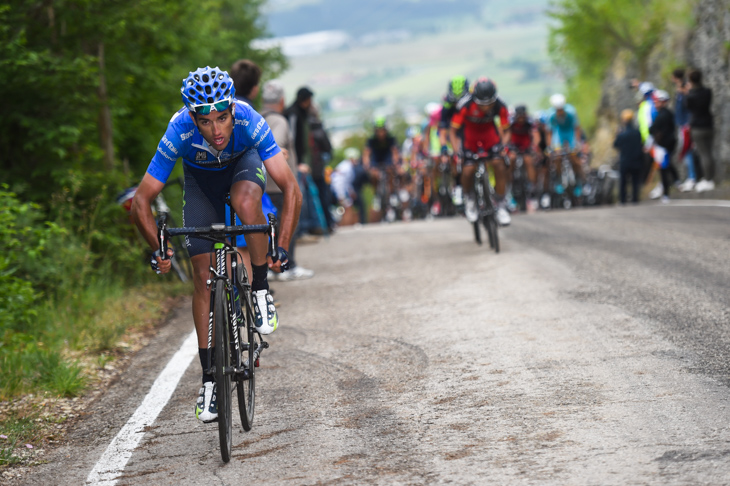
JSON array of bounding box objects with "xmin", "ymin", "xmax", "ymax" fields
[
  {"xmin": 146, "ymin": 100, "xmax": 281, "ymax": 183},
  {"xmin": 548, "ymin": 104, "xmax": 579, "ymax": 150}
]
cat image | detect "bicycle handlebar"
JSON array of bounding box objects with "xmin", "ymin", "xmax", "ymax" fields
[{"xmin": 157, "ymin": 213, "xmax": 279, "ymax": 262}]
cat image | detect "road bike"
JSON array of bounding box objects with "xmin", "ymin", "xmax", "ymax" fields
[
  {"xmin": 465, "ymin": 149, "xmax": 500, "ymax": 253},
  {"xmin": 549, "ymin": 148, "xmax": 580, "ymax": 210},
  {"xmin": 157, "ymin": 204, "xmax": 278, "ymax": 463}
]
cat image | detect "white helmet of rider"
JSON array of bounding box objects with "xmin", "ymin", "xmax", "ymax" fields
[
  {"xmin": 424, "ymin": 102, "xmax": 441, "ymax": 116},
  {"xmin": 549, "ymin": 93, "xmax": 566, "ymax": 110},
  {"xmin": 638, "ymin": 82, "xmax": 655, "ymax": 95},
  {"xmin": 344, "ymin": 147, "xmax": 361, "ymax": 160}
]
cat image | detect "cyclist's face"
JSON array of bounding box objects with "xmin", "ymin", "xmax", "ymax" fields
[
  {"xmin": 556, "ymin": 108, "xmax": 566, "ymax": 119},
  {"xmin": 191, "ymin": 108, "xmax": 233, "ymax": 150},
  {"xmin": 376, "ymin": 127, "xmax": 387, "ymax": 138},
  {"xmin": 477, "ymin": 102, "xmax": 494, "ymax": 113}
]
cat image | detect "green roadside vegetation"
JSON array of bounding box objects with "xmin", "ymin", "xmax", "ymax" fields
[
  {"xmin": 0, "ymin": 0, "xmax": 284, "ymax": 445},
  {"xmin": 547, "ymin": 0, "xmax": 696, "ymax": 134}
]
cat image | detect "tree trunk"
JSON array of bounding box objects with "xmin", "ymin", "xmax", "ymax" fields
[{"xmin": 98, "ymin": 42, "xmax": 115, "ymax": 172}]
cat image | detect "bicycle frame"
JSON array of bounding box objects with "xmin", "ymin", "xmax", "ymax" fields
[{"xmin": 157, "ymin": 212, "xmax": 278, "ymax": 381}]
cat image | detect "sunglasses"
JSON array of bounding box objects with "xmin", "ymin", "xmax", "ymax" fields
[{"xmin": 191, "ymin": 97, "xmax": 232, "ymax": 115}]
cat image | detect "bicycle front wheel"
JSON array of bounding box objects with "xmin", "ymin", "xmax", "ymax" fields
[
  {"xmin": 486, "ymin": 214, "xmax": 500, "ymax": 253},
  {"xmin": 214, "ymin": 280, "xmax": 232, "ymax": 463},
  {"xmin": 237, "ymin": 299, "xmax": 256, "ymax": 431}
]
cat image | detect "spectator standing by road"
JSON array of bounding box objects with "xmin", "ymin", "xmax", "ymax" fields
[
  {"xmin": 260, "ymin": 80, "xmax": 314, "ymax": 281},
  {"xmin": 230, "ymin": 59, "xmax": 261, "ymax": 106},
  {"xmin": 613, "ymin": 109, "xmax": 644, "ymax": 205},
  {"xmin": 649, "ymin": 90, "xmax": 678, "ymax": 203},
  {"xmin": 308, "ymin": 104, "xmax": 335, "ymax": 232},
  {"xmin": 671, "ymin": 68, "xmax": 698, "ymax": 192},
  {"xmin": 686, "ymin": 69, "xmax": 716, "ymax": 192},
  {"xmin": 285, "ymin": 87, "xmax": 324, "ymax": 236}
]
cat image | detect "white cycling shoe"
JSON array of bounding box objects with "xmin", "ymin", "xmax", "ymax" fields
[
  {"xmin": 465, "ymin": 196, "xmax": 478, "ymax": 223},
  {"xmin": 496, "ymin": 207, "xmax": 511, "ymax": 226}
]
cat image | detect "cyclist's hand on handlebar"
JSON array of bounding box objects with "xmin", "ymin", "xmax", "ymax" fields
[
  {"xmin": 267, "ymin": 246, "xmax": 290, "ymax": 273},
  {"xmin": 150, "ymin": 248, "xmax": 174, "ymax": 274}
]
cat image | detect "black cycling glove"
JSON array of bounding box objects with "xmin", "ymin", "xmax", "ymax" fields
[
  {"xmin": 150, "ymin": 249, "xmax": 173, "ymax": 274},
  {"xmin": 270, "ymin": 246, "xmax": 291, "ymax": 272}
]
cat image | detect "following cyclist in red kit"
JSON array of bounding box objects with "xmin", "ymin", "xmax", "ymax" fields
[
  {"xmin": 449, "ymin": 77, "xmax": 512, "ymax": 226},
  {"xmin": 507, "ymin": 105, "xmax": 540, "ymax": 200}
]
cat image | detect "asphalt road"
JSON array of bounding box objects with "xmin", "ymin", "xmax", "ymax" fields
[{"xmin": 17, "ymin": 201, "xmax": 730, "ymax": 485}]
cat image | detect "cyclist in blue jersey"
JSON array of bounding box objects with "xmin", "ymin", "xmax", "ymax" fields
[
  {"xmin": 131, "ymin": 66, "xmax": 301, "ymax": 423},
  {"xmin": 546, "ymin": 93, "xmax": 585, "ymax": 191}
]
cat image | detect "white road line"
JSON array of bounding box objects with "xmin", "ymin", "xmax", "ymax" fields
[
  {"xmin": 655, "ymin": 199, "xmax": 730, "ymax": 208},
  {"xmin": 86, "ymin": 330, "xmax": 198, "ymax": 485}
]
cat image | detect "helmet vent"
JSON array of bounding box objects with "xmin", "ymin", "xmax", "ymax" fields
[
  {"xmin": 188, "ymin": 89, "xmax": 196, "ymax": 95},
  {"xmin": 213, "ymin": 81, "xmax": 219, "ymax": 88},
  {"xmin": 207, "ymin": 96, "xmax": 213, "ymax": 103},
  {"xmin": 202, "ymin": 74, "xmax": 209, "ymax": 83},
  {"xmin": 205, "ymin": 85, "xmax": 212, "ymax": 94},
  {"xmin": 211, "ymin": 71, "xmax": 216, "ymax": 77},
  {"xmin": 194, "ymin": 74, "xmax": 200, "ymax": 81}
]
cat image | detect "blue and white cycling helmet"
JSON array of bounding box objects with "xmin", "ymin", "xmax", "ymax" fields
[{"xmin": 181, "ymin": 66, "xmax": 236, "ymax": 114}]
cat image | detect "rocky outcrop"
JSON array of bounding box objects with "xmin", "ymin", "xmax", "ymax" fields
[
  {"xmin": 687, "ymin": 0, "xmax": 730, "ymax": 181},
  {"xmin": 592, "ymin": 0, "xmax": 729, "ymax": 181}
]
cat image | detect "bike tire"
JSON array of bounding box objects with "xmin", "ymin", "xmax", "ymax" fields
[
  {"xmin": 237, "ymin": 296, "xmax": 256, "ymax": 432},
  {"xmin": 473, "ymin": 220, "xmax": 482, "ymax": 245},
  {"xmin": 214, "ymin": 280, "xmax": 233, "ymax": 463},
  {"xmin": 487, "ymin": 215, "xmax": 500, "ymax": 253}
]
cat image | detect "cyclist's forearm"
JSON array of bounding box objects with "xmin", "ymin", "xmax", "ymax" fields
[
  {"xmin": 449, "ymin": 128, "xmax": 461, "ymax": 154},
  {"xmin": 277, "ymin": 184, "xmax": 302, "ymax": 251},
  {"xmin": 131, "ymin": 197, "xmax": 160, "ymax": 251}
]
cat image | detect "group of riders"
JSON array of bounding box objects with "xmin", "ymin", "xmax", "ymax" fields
[{"xmin": 360, "ymin": 76, "xmax": 588, "ymax": 226}]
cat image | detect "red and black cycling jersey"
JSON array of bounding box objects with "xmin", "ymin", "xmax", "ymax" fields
[
  {"xmin": 450, "ymin": 96, "xmax": 509, "ymax": 152},
  {"xmin": 509, "ymin": 117, "xmax": 535, "ymax": 151}
]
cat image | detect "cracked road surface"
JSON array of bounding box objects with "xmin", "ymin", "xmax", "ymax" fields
[{"xmin": 17, "ymin": 203, "xmax": 730, "ymax": 485}]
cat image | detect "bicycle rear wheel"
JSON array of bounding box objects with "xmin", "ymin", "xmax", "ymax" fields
[
  {"xmin": 214, "ymin": 280, "xmax": 232, "ymax": 463},
  {"xmin": 237, "ymin": 298, "xmax": 256, "ymax": 431}
]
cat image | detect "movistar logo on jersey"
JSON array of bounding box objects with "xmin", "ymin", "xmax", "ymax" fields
[{"xmin": 256, "ymin": 168, "xmax": 265, "ymax": 184}]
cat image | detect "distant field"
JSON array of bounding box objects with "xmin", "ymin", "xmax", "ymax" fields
[{"xmin": 276, "ymin": 22, "xmax": 562, "ymax": 141}]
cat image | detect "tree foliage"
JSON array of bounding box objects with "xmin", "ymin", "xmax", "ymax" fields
[
  {"xmin": 0, "ymin": 0, "xmax": 285, "ymax": 200},
  {"xmin": 0, "ymin": 0, "xmax": 285, "ymax": 398},
  {"xmin": 547, "ymin": 0, "xmax": 683, "ymax": 131}
]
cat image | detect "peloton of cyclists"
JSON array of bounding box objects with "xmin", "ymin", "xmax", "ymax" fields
[{"xmin": 449, "ymin": 77, "xmax": 512, "ymax": 227}]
